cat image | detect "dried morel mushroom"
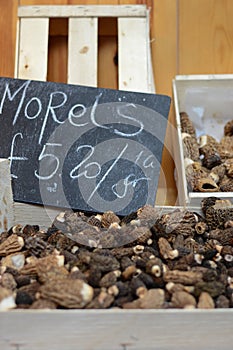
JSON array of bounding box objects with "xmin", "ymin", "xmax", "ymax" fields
[
  {"xmin": 199, "ymin": 135, "xmax": 221, "ymax": 169},
  {"xmin": 1, "ymin": 198, "xmax": 233, "ymax": 310},
  {"xmin": 180, "ymin": 112, "xmax": 196, "ymax": 137},
  {"xmin": 182, "ymin": 133, "xmax": 200, "ymax": 161},
  {"xmin": 224, "ymin": 120, "xmax": 233, "ymax": 137}
]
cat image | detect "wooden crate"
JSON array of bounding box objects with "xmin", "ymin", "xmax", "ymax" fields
[
  {"xmin": 0, "ymin": 158, "xmax": 233, "ymax": 349},
  {"xmin": 173, "ymin": 74, "xmax": 233, "ymax": 207},
  {"xmin": 0, "ymin": 309, "xmax": 233, "ymax": 350}
]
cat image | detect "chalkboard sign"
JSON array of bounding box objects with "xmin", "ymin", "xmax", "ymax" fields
[{"xmin": 0, "ymin": 77, "xmax": 170, "ymax": 215}]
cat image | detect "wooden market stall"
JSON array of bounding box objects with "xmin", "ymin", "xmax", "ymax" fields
[
  {"xmin": 1, "ymin": 0, "xmax": 233, "ymax": 206},
  {"xmin": 1, "ymin": 1, "xmax": 233, "ymax": 350}
]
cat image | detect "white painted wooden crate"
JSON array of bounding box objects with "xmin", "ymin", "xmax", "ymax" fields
[
  {"xmin": 7, "ymin": 4, "xmax": 156, "ymax": 228},
  {"xmin": 173, "ymin": 74, "xmax": 233, "ymax": 207},
  {"xmin": 1, "ymin": 9, "xmax": 233, "ymax": 350},
  {"xmin": 15, "ymin": 5, "xmax": 155, "ymax": 93},
  {"xmin": 1, "ymin": 159, "xmax": 233, "ymax": 349},
  {"xmin": 0, "ymin": 309, "xmax": 233, "ymax": 350}
]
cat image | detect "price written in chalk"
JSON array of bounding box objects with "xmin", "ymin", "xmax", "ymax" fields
[{"xmin": 0, "ymin": 77, "xmax": 170, "ymax": 215}]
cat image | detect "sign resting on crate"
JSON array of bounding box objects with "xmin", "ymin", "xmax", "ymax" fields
[{"xmin": 0, "ymin": 77, "xmax": 170, "ymax": 215}]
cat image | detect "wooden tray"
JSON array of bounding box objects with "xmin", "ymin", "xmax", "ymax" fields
[
  {"xmin": 173, "ymin": 74, "xmax": 233, "ymax": 207},
  {"xmin": 0, "ymin": 309, "xmax": 232, "ymax": 350},
  {"xmin": 0, "ymin": 158, "xmax": 232, "ymax": 350}
]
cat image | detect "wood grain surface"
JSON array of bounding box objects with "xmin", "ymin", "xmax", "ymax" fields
[
  {"xmin": 1, "ymin": 1, "xmax": 233, "ymax": 206},
  {"xmin": 179, "ymin": 0, "xmax": 233, "ymax": 74},
  {"xmin": 0, "ymin": 309, "xmax": 232, "ymax": 350}
]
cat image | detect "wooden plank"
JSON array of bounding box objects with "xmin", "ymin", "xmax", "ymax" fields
[
  {"xmin": 178, "ymin": 0, "xmax": 233, "ymax": 74},
  {"xmin": 49, "ymin": 18, "xmax": 68, "ymax": 36},
  {"xmin": 13, "ymin": 203, "xmax": 61, "ymax": 229},
  {"xmin": 19, "ymin": 0, "xmax": 67, "ymax": 4},
  {"xmin": 146, "ymin": 8, "xmax": 156, "ymax": 93},
  {"xmin": 16, "ymin": 18, "xmax": 49, "ymax": 81},
  {"xmin": 47, "ymin": 35, "xmax": 68, "ymax": 84},
  {"xmin": 0, "ymin": 159, "xmax": 14, "ymax": 232},
  {"xmin": 98, "ymin": 17, "xmax": 118, "ymax": 89},
  {"xmin": 98, "ymin": 17, "xmax": 117, "ymax": 36},
  {"xmin": 18, "ymin": 5, "xmax": 147, "ymax": 18},
  {"xmin": 0, "ymin": 309, "xmax": 233, "ymax": 350},
  {"xmin": 13, "ymin": 203, "xmax": 185, "ymax": 230},
  {"xmin": 152, "ymin": 0, "xmax": 178, "ymax": 206},
  {"xmin": 13, "ymin": 203, "xmax": 199, "ymax": 229},
  {"xmin": 172, "ymin": 79, "xmax": 187, "ymax": 206},
  {"xmin": 14, "ymin": 18, "xmax": 20, "ymax": 79},
  {"xmin": 0, "ymin": 0, "xmax": 17, "ymax": 78},
  {"xmin": 118, "ymin": 17, "xmax": 149, "ymax": 92},
  {"xmin": 68, "ymin": 17, "xmax": 98, "ymax": 86},
  {"xmin": 98, "ymin": 35, "xmax": 118, "ymax": 89}
]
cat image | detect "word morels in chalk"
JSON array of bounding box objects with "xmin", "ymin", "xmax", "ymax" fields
[{"xmin": 0, "ymin": 77, "xmax": 170, "ymax": 215}]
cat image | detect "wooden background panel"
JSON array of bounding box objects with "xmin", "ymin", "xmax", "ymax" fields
[
  {"xmin": 20, "ymin": 0, "xmax": 67, "ymax": 4},
  {"xmin": 179, "ymin": 0, "xmax": 233, "ymax": 74},
  {"xmin": 47, "ymin": 35, "xmax": 68, "ymax": 83},
  {"xmin": 0, "ymin": 0, "xmax": 17, "ymax": 78},
  {"xmin": 152, "ymin": 0, "xmax": 178, "ymax": 205}
]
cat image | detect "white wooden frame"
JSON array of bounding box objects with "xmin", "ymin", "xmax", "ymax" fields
[
  {"xmin": 0, "ymin": 309, "xmax": 232, "ymax": 350},
  {"xmin": 18, "ymin": 5, "xmax": 147, "ymax": 18},
  {"xmin": 0, "ymin": 159, "xmax": 13, "ymax": 231},
  {"xmin": 15, "ymin": 5, "xmax": 155, "ymax": 92}
]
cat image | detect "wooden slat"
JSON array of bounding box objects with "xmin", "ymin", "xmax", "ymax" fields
[
  {"xmin": 118, "ymin": 17, "xmax": 149, "ymax": 92},
  {"xmin": 0, "ymin": 159, "xmax": 14, "ymax": 232},
  {"xmin": 19, "ymin": 0, "xmax": 67, "ymax": 4},
  {"xmin": 0, "ymin": 309, "xmax": 233, "ymax": 350},
  {"xmin": 13, "ymin": 202, "xmax": 61, "ymax": 229},
  {"xmin": 68, "ymin": 17, "xmax": 98, "ymax": 86},
  {"xmin": 145, "ymin": 9, "xmax": 156, "ymax": 93},
  {"xmin": 98, "ymin": 17, "xmax": 117, "ymax": 36},
  {"xmin": 98, "ymin": 34, "xmax": 118, "ymax": 89},
  {"xmin": 13, "ymin": 202, "xmax": 192, "ymax": 231},
  {"xmin": 152, "ymin": 0, "xmax": 178, "ymax": 206},
  {"xmin": 47, "ymin": 35, "xmax": 68, "ymax": 84},
  {"xmin": 178, "ymin": 0, "xmax": 233, "ymax": 74},
  {"xmin": 16, "ymin": 18, "xmax": 49, "ymax": 81},
  {"xmin": 18, "ymin": 5, "xmax": 147, "ymax": 18},
  {"xmin": 0, "ymin": 0, "xmax": 17, "ymax": 78}
]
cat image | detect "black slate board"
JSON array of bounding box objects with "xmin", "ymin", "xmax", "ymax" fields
[{"xmin": 0, "ymin": 77, "xmax": 170, "ymax": 215}]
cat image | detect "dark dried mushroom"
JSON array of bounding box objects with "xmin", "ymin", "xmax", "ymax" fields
[
  {"xmin": 185, "ymin": 161, "xmax": 209, "ymax": 191},
  {"xmin": 101, "ymin": 211, "xmax": 120, "ymax": 228},
  {"xmin": 182, "ymin": 133, "xmax": 200, "ymax": 161},
  {"xmin": 201, "ymin": 197, "xmax": 219, "ymax": 215},
  {"xmin": 194, "ymin": 177, "xmax": 219, "ymax": 192},
  {"xmin": 1, "ymin": 199, "xmax": 233, "ymax": 310},
  {"xmin": 205, "ymin": 199, "xmax": 233, "ymax": 229},
  {"xmin": 219, "ymin": 176, "xmax": 233, "ymax": 192},
  {"xmin": 210, "ymin": 164, "xmax": 226, "ymax": 183},
  {"xmin": 199, "ymin": 135, "xmax": 221, "ymax": 169},
  {"xmin": 219, "ymin": 136, "xmax": 233, "ymax": 159},
  {"xmin": 180, "ymin": 112, "xmax": 196, "ymax": 137},
  {"xmin": 224, "ymin": 120, "xmax": 233, "ymax": 136},
  {"xmin": 224, "ymin": 159, "xmax": 233, "ymax": 178},
  {"xmin": 0, "ymin": 235, "xmax": 24, "ymax": 256}
]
